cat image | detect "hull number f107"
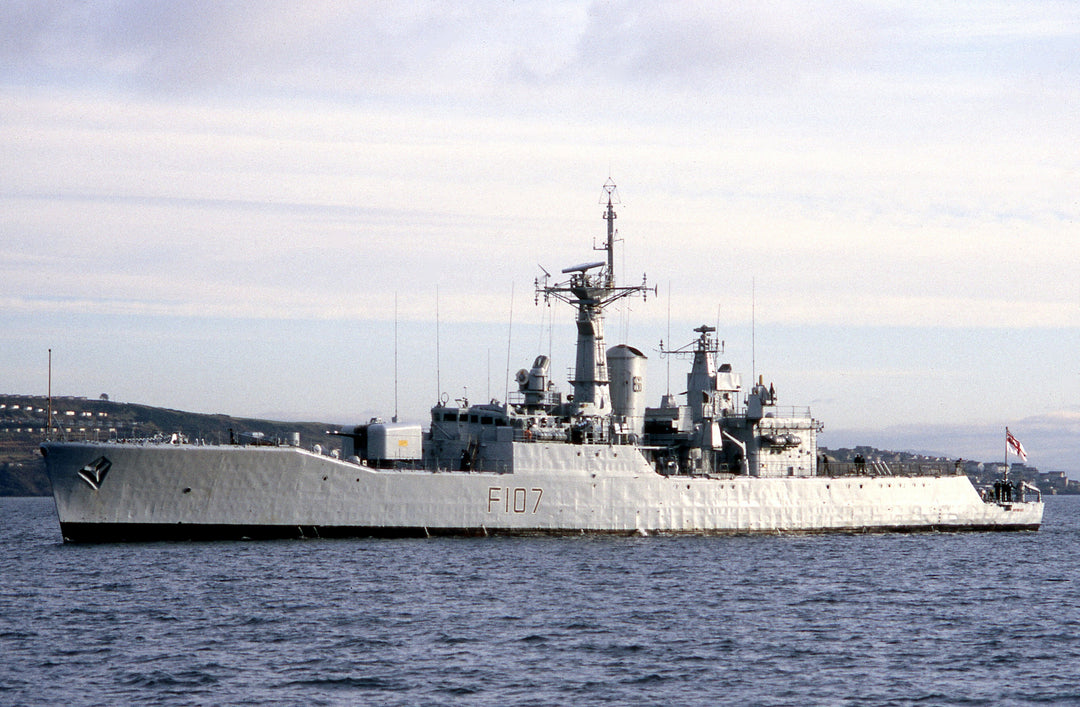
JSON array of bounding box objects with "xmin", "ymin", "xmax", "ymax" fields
[{"xmin": 488, "ymin": 487, "xmax": 543, "ymax": 514}]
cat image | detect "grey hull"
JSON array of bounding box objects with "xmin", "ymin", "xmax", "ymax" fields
[{"xmin": 42, "ymin": 441, "xmax": 1043, "ymax": 543}]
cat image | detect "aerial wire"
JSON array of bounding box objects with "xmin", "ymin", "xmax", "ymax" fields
[
  {"xmin": 436, "ymin": 286, "xmax": 441, "ymax": 402},
  {"xmin": 504, "ymin": 282, "xmax": 515, "ymax": 405},
  {"xmin": 666, "ymin": 281, "xmax": 672, "ymax": 397},
  {"xmin": 394, "ymin": 292, "xmax": 399, "ymax": 422}
]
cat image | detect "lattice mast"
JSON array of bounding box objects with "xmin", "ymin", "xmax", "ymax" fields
[
  {"xmin": 536, "ymin": 181, "xmax": 653, "ymax": 415},
  {"xmin": 659, "ymin": 325, "xmax": 740, "ymax": 424}
]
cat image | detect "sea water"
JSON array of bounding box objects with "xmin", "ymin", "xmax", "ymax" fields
[{"xmin": 2, "ymin": 495, "xmax": 1079, "ymax": 706}]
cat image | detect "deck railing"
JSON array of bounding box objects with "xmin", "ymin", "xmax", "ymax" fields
[
  {"xmin": 759, "ymin": 406, "xmax": 813, "ymax": 419},
  {"xmin": 819, "ymin": 460, "xmax": 964, "ymax": 477}
]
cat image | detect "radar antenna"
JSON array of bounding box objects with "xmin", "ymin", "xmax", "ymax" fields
[{"xmin": 658, "ymin": 324, "xmax": 724, "ymax": 360}]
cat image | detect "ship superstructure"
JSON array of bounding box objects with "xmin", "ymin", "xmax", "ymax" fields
[{"xmin": 40, "ymin": 182, "xmax": 1043, "ymax": 541}]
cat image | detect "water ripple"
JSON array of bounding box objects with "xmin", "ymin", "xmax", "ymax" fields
[{"xmin": 3, "ymin": 497, "xmax": 1080, "ymax": 706}]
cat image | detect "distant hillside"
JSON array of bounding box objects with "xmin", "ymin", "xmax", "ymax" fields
[
  {"xmin": 0, "ymin": 394, "xmax": 337, "ymax": 496},
  {"xmin": 822, "ymin": 445, "xmax": 1079, "ymax": 496}
]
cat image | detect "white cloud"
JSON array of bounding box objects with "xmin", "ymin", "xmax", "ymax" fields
[
  {"xmin": 3, "ymin": 2, "xmax": 1080, "ymax": 462},
  {"xmin": 3, "ymin": 81, "xmax": 1079, "ymax": 330},
  {"xmin": 572, "ymin": 1, "xmax": 873, "ymax": 89}
]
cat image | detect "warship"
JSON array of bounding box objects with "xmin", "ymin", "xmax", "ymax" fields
[{"xmin": 41, "ymin": 182, "xmax": 1043, "ymax": 542}]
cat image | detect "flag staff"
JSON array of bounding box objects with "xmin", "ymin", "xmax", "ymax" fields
[
  {"xmin": 1000, "ymin": 427, "xmax": 1012, "ymax": 504},
  {"xmin": 1004, "ymin": 427, "xmax": 1028, "ymax": 501}
]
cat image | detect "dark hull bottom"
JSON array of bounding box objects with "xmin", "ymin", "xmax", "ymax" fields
[{"xmin": 58, "ymin": 522, "xmax": 1042, "ymax": 544}]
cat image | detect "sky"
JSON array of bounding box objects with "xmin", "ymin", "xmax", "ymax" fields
[{"xmin": 3, "ymin": 2, "xmax": 1080, "ymax": 473}]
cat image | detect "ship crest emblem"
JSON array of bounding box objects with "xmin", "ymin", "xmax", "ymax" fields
[{"xmin": 78, "ymin": 456, "xmax": 112, "ymax": 490}]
